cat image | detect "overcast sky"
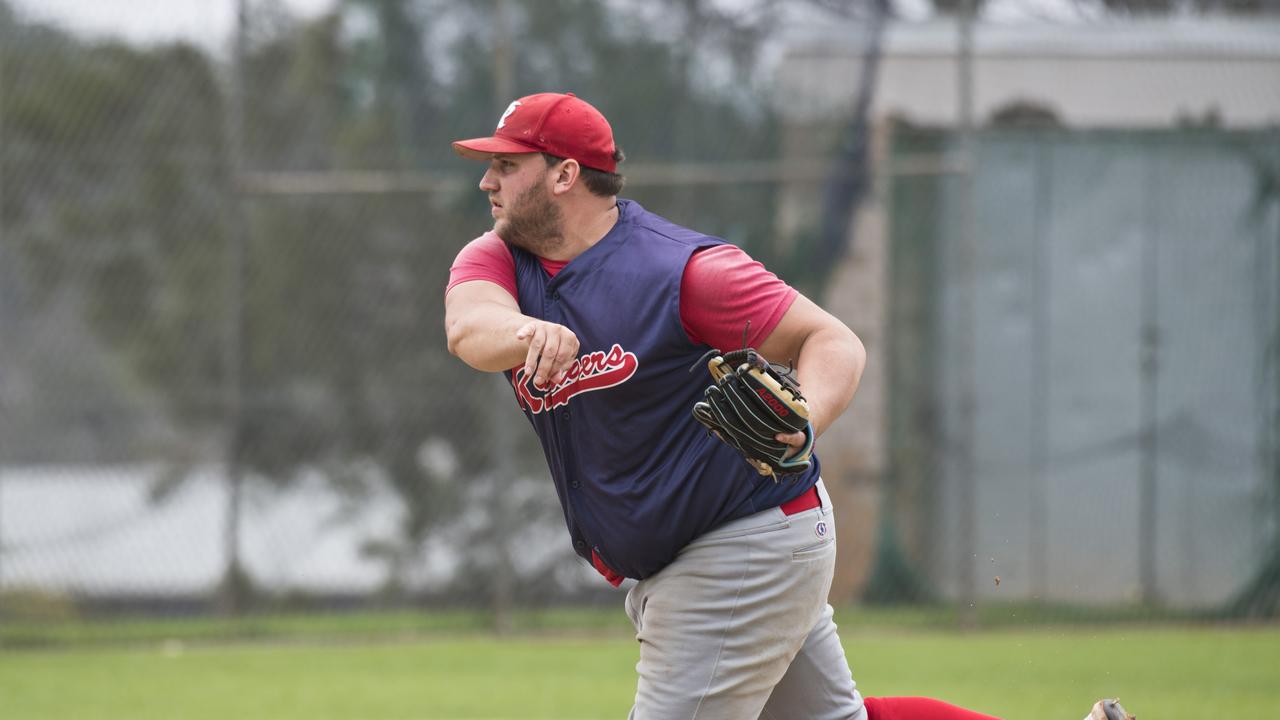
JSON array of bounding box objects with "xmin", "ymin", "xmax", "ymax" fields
[
  {"xmin": 9, "ymin": 0, "xmax": 1116, "ymax": 47},
  {"xmin": 10, "ymin": 0, "xmax": 339, "ymax": 50},
  {"xmin": 8, "ymin": 0, "xmax": 1141, "ymax": 59}
]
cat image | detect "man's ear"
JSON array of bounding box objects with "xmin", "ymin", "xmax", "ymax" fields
[{"xmin": 549, "ymin": 158, "xmax": 580, "ymax": 196}]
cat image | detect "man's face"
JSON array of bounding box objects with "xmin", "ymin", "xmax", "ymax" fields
[{"xmin": 480, "ymin": 153, "xmax": 565, "ymax": 256}]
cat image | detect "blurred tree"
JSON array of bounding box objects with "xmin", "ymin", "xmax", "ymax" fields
[
  {"xmin": 811, "ymin": 0, "xmax": 890, "ymax": 296},
  {"xmin": 0, "ymin": 1, "xmax": 476, "ymax": 606},
  {"xmin": 0, "ymin": 4, "xmax": 230, "ymax": 444},
  {"xmin": 1, "ymin": 0, "xmax": 851, "ymax": 612},
  {"xmin": 229, "ymin": 0, "xmax": 477, "ymax": 601},
  {"xmin": 927, "ymin": 0, "xmax": 988, "ymax": 14},
  {"xmin": 0, "ymin": 6, "xmax": 172, "ymax": 462}
]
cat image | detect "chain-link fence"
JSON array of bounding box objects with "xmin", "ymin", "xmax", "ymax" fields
[
  {"xmin": 0, "ymin": 0, "xmax": 872, "ymax": 619},
  {"xmin": 2, "ymin": 0, "xmax": 1279, "ymax": 628}
]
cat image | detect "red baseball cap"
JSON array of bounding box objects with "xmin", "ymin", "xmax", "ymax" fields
[{"xmin": 452, "ymin": 92, "xmax": 618, "ymax": 173}]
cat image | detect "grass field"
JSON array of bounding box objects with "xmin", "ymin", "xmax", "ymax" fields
[{"xmin": 2, "ymin": 608, "xmax": 1278, "ymax": 719}]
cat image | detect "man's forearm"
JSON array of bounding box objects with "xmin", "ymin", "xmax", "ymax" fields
[
  {"xmin": 446, "ymin": 303, "xmax": 532, "ymax": 372},
  {"xmin": 793, "ymin": 326, "xmax": 866, "ymax": 437}
]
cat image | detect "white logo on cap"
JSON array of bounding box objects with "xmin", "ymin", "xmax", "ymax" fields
[{"xmin": 497, "ymin": 101, "xmax": 521, "ymax": 130}]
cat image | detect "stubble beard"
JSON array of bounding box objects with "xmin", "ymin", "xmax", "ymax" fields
[{"xmin": 495, "ymin": 181, "xmax": 566, "ymax": 257}]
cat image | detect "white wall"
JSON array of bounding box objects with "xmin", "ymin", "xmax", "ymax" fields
[{"xmin": 777, "ymin": 19, "xmax": 1280, "ymax": 127}]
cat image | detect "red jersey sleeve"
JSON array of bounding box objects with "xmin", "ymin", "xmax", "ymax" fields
[
  {"xmin": 680, "ymin": 244, "xmax": 799, "ymax": 350},
  {"xmin": 446, "ymin": 231, "xmax": 518, "ymax": 300}
]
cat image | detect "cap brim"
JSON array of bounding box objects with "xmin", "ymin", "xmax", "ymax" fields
[{"xmin": 451, "ymin": 136, "xmax": 542, "ymax": 161}]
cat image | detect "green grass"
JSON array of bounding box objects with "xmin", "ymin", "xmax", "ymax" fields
[
  {"xmin": 0, "ymin": 607, "xmax": 636, "ymax": 649},
  {"xmin": 2, "ymin": 610, "xmax": 1278, "ymax": 719},
  {"xmin": 849, "ymin": 627, "xmax": 1280, "ymax": 719},
  {"xmin": 0, "ymin": 602, "xmax": 1206, "ymax": 650}
]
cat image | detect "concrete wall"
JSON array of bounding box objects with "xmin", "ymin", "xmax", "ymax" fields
[{"xmin": 777, "ymin": 19, "xmax": 1280, "ymax": 128}]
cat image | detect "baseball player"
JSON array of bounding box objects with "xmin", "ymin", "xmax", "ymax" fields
[{"xmin": 444, "ymin": 92, "xmax": 1133, "ymax": 720}]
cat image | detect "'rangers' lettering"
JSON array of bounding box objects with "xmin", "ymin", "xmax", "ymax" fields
[{"xmin": 512, "ymin": 343, "xmax": 638, "ymax": 414}]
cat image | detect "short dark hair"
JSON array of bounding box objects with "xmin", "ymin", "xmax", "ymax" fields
[{"xmin": 543, "ymin": 149, "xmax": 626, "ymax": 197}]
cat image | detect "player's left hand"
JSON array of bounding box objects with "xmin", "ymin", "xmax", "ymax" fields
[
  {"xmin": 777, "ymin": 402, "xmax": 820, "ymax": 456},
  {"xmin": 775, "ymin": 431, "xmax": 808, "ymax": 457}
]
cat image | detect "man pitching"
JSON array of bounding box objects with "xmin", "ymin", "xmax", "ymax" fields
[{"xmin": 443, "ymin": 91, "xmax": 1132, "ymax": 720}]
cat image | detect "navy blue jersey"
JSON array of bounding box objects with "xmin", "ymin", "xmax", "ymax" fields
[{"xmin": 506, "ymin": 199, "xmax": 821, "ymax": 580}]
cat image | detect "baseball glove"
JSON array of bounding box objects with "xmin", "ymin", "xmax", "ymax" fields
[{"xmin": 691, "ymin": 347, "xmax": 814, "ymax": 478}]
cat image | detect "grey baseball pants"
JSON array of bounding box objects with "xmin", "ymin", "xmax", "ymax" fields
[{"xmin": 625, "ymin": 479, "xmax": 868, "ymax": 720}]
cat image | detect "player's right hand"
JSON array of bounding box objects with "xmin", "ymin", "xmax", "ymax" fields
[{"xmin": 515, "ymin": 320, "xmax": 579, "ymax": 388}]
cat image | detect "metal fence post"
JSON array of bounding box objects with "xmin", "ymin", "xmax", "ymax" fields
[
  {"xmin": 219, "ymin": 0, "xmax": 250, "ymax": 616},
  {"xmin": 954, "ymin": 0, "xmax": 978, "ymax": 627},
  {"xmin": 1029, "ymin": 140, "xmax": 1052, "ymax": 602},
  {"xmin": 1138, "ymin": 149, "xmax": 1161, "ymax": 606},
  {"xmin": 0, "ymin": 23, "xmax": 6, "ymax": 601}
]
